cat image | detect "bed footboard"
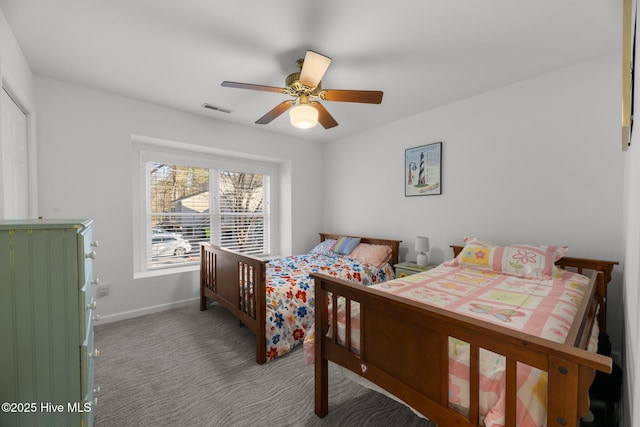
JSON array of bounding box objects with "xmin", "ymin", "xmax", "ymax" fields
[
  {"xmin": 200, "ymin": 243, "xmax": 268, "ymax": 364},
  {"xmin": 312, "ymin": 272, "xmax": 613, "ymax": 427}
]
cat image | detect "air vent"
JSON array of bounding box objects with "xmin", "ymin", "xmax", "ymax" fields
[{"xmin": 202, "ymin": 103, "xmax": 233, "ymax": 114}]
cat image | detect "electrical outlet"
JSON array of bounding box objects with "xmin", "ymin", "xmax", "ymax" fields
[{"xmin": 97, "ymin": 281, "xmax": 109, "ymax": 297}]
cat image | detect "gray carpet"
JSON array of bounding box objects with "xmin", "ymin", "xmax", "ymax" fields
[{"xmin": 93, "ymin": 304, "xmax": 436, "ymax": 427}]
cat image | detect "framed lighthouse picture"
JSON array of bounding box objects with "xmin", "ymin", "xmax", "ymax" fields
[{"xmin": 405, "ymin": 142, "xmax": 442, "ymax": 196}]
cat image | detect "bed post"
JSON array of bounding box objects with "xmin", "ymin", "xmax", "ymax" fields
[
  {"xmin": 314, "ymin": 277, "xmax": 329, "ymax": 417},
  {"xmin": 200, "ymin": 243, "xmax": 211, "ymax": 311},
  {"xmin": 255, "ymin": 261, "xmax": 267, "ymax": 364},
  {"xmin": 554, "ymin": 257, "xmax": 618, "ymax": 332}
]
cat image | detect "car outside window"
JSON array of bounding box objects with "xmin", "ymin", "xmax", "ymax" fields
[{"xmin": 143, "ymin": 161, "xmax": 270, "ymax": 272}]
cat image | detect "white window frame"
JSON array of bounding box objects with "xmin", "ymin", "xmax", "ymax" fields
[{"xmin": 132, "ymin": 136, "xmax": 279, "ymax": 278}]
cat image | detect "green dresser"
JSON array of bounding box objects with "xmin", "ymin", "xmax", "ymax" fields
[{"xmin": 0, "ymin": 219, "xmax": 99, "ymax": 427}]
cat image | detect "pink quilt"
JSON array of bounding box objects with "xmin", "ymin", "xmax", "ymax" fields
[{"xmin": 305, "ymin": 264, "xmax": 597, "ymax": 426}]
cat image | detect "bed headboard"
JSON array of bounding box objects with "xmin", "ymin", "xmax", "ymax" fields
[
  {"xmin": 450, "ymin": 245, "xmax": 464, "ymax": 258},
  {"xmin": 319, "ymin": 233, "xmax": 402, "ymax": 266}
]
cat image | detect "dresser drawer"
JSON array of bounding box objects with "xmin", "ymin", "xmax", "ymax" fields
[
  {"xmin": 84, "ymin": 254, "xmax": 94, "ymax": 282},
  {"xmin": 395, "ymin": 267, "xmax": 415, "ymax": 278},
  {"xmin": 81, "ymin": 226, "xmax": 98, "ymax": 427},
  {"xmin": 81, "ymin": 316, "xmax": 97, "ymax": 406},
  {"xmin": 79, "ymin": 228, "xmax": 97, "ymax": 344},
  {"xmin": 81, "ymin": 227, "xmax": 98, "ymax": 288},
  {"xmin": 79, "ymin": 287, "xmax": 97, "ymax": 337},
  {"xmin": 394, "ymin": 262, "xmax": 436, "ymax": 278}
]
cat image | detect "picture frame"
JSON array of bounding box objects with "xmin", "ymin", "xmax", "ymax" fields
[{"xmin": 405, "ymin": 142, "xmax": 442, "ymax": 196}]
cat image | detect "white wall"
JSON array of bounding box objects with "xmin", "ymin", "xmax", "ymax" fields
[
  {"xmin": 623, "ymin": 124, "xmax": 639, "ymax": 427},
  {"xmin": 323, "ymin": 53, "xmax": 625, "ymax": 354},
  {"xmin": 0, "ymin": 9, "xmax": 33, "ymax": 104},
  {"xmin": 34, "ymin": 76, "xmax": 325, "ymax": 321},
  {"xmin": 0, "ymin": 9, "xmax": 37, "ymax": 217},
  {"xmin": 622, "ymin": 7, "xmax": 640, "ymax": 427}
]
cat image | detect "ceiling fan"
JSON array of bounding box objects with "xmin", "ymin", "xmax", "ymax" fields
[{"xmin": 221, "ymin": 51, "xmax": 383, "ymax": 129}]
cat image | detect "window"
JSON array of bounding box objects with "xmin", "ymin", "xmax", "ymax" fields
[
  {"xmin": 134, "ymin": 143, "xmax": 276, "ymax": 275},
  {"xmin": 146, "ymin": 163, "xmax": 210, "ymax": 269},
  {"xmin": 214, "ymin": 171, "xmax": 270, "ymax": 254}
]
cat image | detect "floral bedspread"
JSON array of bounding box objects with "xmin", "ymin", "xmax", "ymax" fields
[{"xmin": 264, "ymin": 253, "xmax": 394, "ymax": 361}]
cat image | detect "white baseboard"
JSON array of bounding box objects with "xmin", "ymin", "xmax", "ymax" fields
[{"xmin": 95, "ymin": 297, "xmax": 200, "ymax": 324}]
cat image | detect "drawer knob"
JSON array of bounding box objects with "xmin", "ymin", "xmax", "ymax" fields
[
  {"xmin": 92, "ymin": 278, "xmax": 100, "ymax": 285},
  {"xmin": 87, "ymin": 299, "xmax": 97, "ymax": 310},
  {"xmin": 92, "ymin": 314, "xmax": 101, "ymax": 321},
  {"xmin": 91, "ymin": 241, "xmax": 99, "ymax": 247},
  {"xmin": 85, "ymin": 251, "xmax": 97, "ymax": 259}
]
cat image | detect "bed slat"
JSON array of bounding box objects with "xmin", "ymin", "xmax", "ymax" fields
[
  {"xmin": 505, "ymin": 358, "xmax": 517, "ymax": 425},
  {"xmin": 200, "ymin": 243, "xmax": 267, "ymax": 363},
  {"xmin": 345, "ymin": 299, "xmax": 352, "ymax": 353},
  {"xmin": 548, "ymin": 356, "xmax": 580, "ymax": 426},
  {"xmin": 440, "ymin": 334, "xmax": 448, "ymax": 408},
  {"xmin": 469, "ymin": 345, "xmax": 480, "ymax": 425},
  {"xmin": 238, "ymin": 262, "xmax": 256, "ymax": 318}
]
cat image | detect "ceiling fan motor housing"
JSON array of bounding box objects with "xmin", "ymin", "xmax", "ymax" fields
[
  {"xmin": 285, "ymin": 71, "xmax": 301, "ymax": 89},
  {"xmin": 286, "ymin": 70, "xmax": 320, "ymax": 96}
]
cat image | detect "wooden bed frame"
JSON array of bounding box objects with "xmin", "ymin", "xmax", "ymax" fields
[
  {"xmin": 312, "ymin": 245, "xmax": 618, "ymax": 427},
  {"xmin": 200, "ymin": 233, "xmax": 401, "ymax": 364}
]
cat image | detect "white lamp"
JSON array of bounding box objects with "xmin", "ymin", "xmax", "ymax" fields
[
  {"xmin": 415, "ymin": 236, "xmax": 429, "ymax": 267},
  {"xmin": 289, "ymin": 95, "xmax": 318, "ymax": 129}
]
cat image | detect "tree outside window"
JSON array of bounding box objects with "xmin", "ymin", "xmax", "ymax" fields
[{"xmin": 146, "ymin": 163, "xmax": 269, "ymax": 269}]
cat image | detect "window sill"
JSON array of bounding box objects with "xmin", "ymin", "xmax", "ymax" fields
[{"xmin": 134, "ymin": 264, "xmax": 199, "ymax": 280}]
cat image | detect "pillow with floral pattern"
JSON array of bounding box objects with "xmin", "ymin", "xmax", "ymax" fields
[{"xmin": 446, "ymin": 236, "xmax": 567, "ymax": 280}]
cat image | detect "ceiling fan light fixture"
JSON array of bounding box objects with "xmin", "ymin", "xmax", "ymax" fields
[{"xmin": 289, "ymin": 102, "xmax": 318, "ymax": 129}]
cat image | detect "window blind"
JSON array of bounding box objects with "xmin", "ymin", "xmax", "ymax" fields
[{"xmin": 144, "ymin": 163, "xmax": 270, "ymax": 270}]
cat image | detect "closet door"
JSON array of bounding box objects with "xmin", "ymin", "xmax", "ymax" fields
[{"xmin": 0, "ymin": 87, "xmax": 29, "ymax": 219}]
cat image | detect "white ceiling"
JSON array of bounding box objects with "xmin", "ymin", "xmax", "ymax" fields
[{"xmin": 0, "ymin": 0, "xmax": 622, "ymax": 143}]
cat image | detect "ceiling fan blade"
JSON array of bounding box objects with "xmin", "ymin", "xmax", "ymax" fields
[
  {"xmin": 299, "ymin": 51, "xmax": 332, "ymax": 88},
  {"xmin": 255, "ymin": 100, "xmax": 295, "ymax": 125},
  {"xmin": 321, "ymin": 89, "xmax": 383, "ymax": 104},
  {"xmin": 221, "ymin": 81, "xmax": 287, "ymax": 94},
  {"xmin": 311, "ymin": 102, "xmax": 338, "ymax": 129}
]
